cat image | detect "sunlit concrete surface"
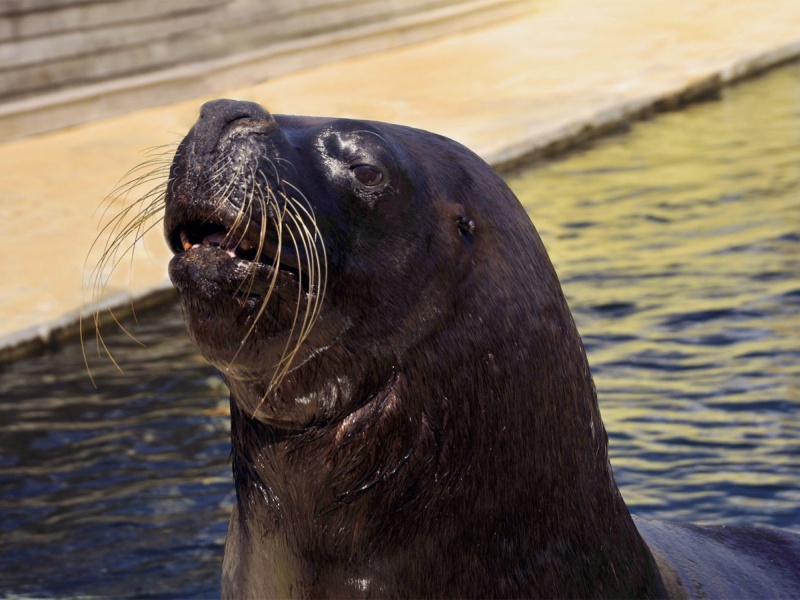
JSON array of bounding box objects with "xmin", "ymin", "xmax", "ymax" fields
[
  {"xmin": 0, "ymin": 0, "xmax": 533, "ymax": 140},
  {"xmin": 1, "ymin": 0, "xmax": 799, "ymax": 359}
]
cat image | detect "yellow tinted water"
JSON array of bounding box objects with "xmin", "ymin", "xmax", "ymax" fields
[
  {"xmin": 1, "ymin": 62, "xmax": 798, "ymax": 599},
  {"xmin": 507, "ymin": 64, "xmax": 800, "ymax": 527}
]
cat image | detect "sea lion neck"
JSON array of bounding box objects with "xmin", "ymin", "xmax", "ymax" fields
[
  {"xmin": 224, "ymin": 321, "xmax": 664, "ymax": 598},
  {"xmin": 224, "ymin": 370, "xmax": 437, "ymax": 580}
]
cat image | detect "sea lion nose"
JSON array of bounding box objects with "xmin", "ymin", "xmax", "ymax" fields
[{"xmin": 192, "ymin": 99, "xmax": 275, "ymax": 156}]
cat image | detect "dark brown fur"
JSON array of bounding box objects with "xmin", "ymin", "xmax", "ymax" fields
[{"xmin": 163, "ymin": 100, "xmax": 799, "ymax": 598}]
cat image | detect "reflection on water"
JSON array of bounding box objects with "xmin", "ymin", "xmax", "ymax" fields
[
  {"xmin": 1, "ymin": 63, "xmax": 799, "ymax": 597},
  {"xmin": 0, "ymin": 305, "xmax": 229, "ymax": 598},
  {"xmin": 508, "ymin": 63, "xmax": 800, "ymax": 528}
]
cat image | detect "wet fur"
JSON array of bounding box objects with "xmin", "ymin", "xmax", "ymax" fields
[{"xmin": 92, "ymin": 100, "xmax": 800, "ymax": 598}]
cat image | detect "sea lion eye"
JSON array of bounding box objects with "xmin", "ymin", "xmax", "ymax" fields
[{"xmin": 351, "ymin": 164, "xmax": 384, "ymax": 187}]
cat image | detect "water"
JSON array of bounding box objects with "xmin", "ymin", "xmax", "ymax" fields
[
  {"xmin": 1, "ymin": 63, "xmax": 799, "ymax": 597},
  {"xmin": 0, "ymin": 304, "xmax": 230, "ymax": 598},
  {"xmin": 506, "ymin": 63, "xmax": 800, "ymax": 527}
]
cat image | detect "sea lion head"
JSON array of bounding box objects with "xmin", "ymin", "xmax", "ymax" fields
[{"xmin": 166, "ymin": 99, "xmax": 583, "ymax": 434}]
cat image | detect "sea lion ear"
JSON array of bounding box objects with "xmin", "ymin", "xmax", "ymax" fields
[
  {"xmin": 436, "ymin": 202, "xmax": 476, "ymax": 240},
  {"xmin": 456, "ymin": 213, "xmax": 476, "ymax": 237}
]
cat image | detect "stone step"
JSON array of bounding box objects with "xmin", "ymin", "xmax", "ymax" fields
[{"xmin": 0, "ymin": 0, "xmax": 531, "ymax": 140}]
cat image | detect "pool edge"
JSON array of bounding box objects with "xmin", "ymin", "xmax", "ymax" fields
[{"xmin": 3, "ymin": 42, "xmax": 800, "ymax": 365}]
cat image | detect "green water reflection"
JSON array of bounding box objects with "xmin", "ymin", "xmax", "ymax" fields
[{"xmin": 507, "ymin": 63, "xmax": 800, "ymax": 528}]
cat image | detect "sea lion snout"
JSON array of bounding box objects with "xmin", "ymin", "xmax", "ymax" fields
[{"xmin": 192, "ymin": 98, "xmax": 279, "ymax": 156}]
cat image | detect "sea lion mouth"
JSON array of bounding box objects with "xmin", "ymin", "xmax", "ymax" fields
[
  {"xmin": 167, "ymin": 216, "xmax": 310, "ymax": 299},
  {"xmin": 165, "ymin": 193, "xmax": 331, "ymax": 399},
  {"xmin": 177, "ymin": 222, "xmax": 259, "ymax": 260}
]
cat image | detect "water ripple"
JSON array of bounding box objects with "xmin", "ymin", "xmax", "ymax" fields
[
  {"xmin": 510, "ymin": 62, "xmax": 800, "ymax": 532},
  {"xmin": 1, "ymin": 62, "xmax": 799, "ymax": 598}
]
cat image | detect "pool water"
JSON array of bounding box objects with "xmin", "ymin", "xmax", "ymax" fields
[
  {"xmin": 0, "ymin": 304, "xmax": 230, "ymax": 598},
  {"xmin": 505, "ymin": 62, "xmax": 800, "ymax": 528},
  {"xmin": 1, "ymin": 63, "xmax": 799, "ymax": 597}
]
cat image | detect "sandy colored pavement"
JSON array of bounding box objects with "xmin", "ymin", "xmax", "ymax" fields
[{"xmin": 1, "ymin": 0, "xmax": 800, "ymax": 359}]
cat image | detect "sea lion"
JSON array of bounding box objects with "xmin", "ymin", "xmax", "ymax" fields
[{"xmin": 163, "ymin": 99, "xmax": 800, "ymax": 598}]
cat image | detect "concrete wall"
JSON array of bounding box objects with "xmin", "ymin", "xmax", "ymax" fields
[{"xmin": 0, "ymin": 0, "xmax": 533, "ymax": 140}]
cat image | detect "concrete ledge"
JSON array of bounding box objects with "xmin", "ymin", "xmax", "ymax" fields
[
  {"xmin": 0, "ymin": 0, "xmax": 532, "ymax": 141},
  {"xmin": 486, "ymin": 42, "xmax": 800, "ymax": 171},
  {"xmin": 2, "ymin": 0, "xmax": 799, "ymax": 364},
  {"xmin": 0, "ymin": 282, "xmax": 177, "ymax": 364},
  {"xmin": 4, "ymin": 46, "xmax": 799, "ymax": 365}
]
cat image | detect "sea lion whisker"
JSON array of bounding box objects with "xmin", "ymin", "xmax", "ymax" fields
[
  {"xmin": 279, "ymin": 187, "xmax": 328, "ymax": 323},
  {"xmin": 83, "ymin": 195, "xmax": 163, "ymax": 379},
  {"xmin": 262, "ymin": 155, "xmax": 282, "ymax": 183},
  {"xmin": 235, "ymin": 194, "xmax": 284, "ymax": 360},
  {"xmin": 207, "ymin": 166, "xmax": 235, "ymax": 192},
  {"xmin": 204, "ymin": 157, "xmax": 248, "ymax": 223},
  {"xmin": 223, "ymin": 180, "xmax": 252, "ymax": 251},
  {"xmin": 88, "ymin": 217, "xmax": 167, "ymax": 345},
  {"xmin": 208, "ymin": 154, "xmax": 229, "ymax": 177},
  {"xmin": 93, "ymin": 160, "xmax": 171, "ymax": 219},
  {"xmin": 92, "ymin": 177, "xmax": 168, "ymax": 243},
  {"xmin": 211, "ymin": 158, "xmax": 263, "ymax": 243},
  {"xmin": 87, "ymin": 199, "xmax": 166, "ymax": 313},
  {"xmin": 229, "ymin": 176, "xmax": 262, "ymax": 297},
  {"xmin": 107, "ymin": 163, "xmax": 171, "ymax": 196},
  {"xmin": 280, "ymin": 210, "xmax": 315, "ymax": 340},
  {"xmin": 84, "ymin": 197, "xmax": 166, "ymax": 341},
  {"xmin": 235, "ymin": 162, "xmax": 264, "ymax": 245},
  {"xmin": 254, "ymin": 221, "xmax": 306, "ymax": 408},
  {"xmin": 142, "ymin": 141, "xmax": 180, "ymax": 155},
  {"xmin": 265, "ymin": 198, "xmax": 325, "ymax": 382},
  {"xmin": 88, "ymin": 197, "xmax": 168, "ymax": 288},
  {"xmin": 81, "ymin": 301, "xmax": 124, "ymax": 385},
  {"xmin": 107, "ymin": 155, "xmax": 173, "ymax": 191},
  {"xmin": 92, "ymin": 199, "xmax": 166, "ymax": 280},
  {"xmin": 279, "ymin": 183, "xmax": 327, "ymax": 269},
  {"xmin": 249, "ymin": 198, "xmax": 323, "ymax": 408},
  {"xmin": 352, "ymin": 129, "xmax": 391, "ymax": 146},
  {"xmin": 246, "ymin": 180, "xmax": 275, "ymax": 270},
  {"xmin": 272, "ymin": 156, "xmax": 294, "ymax": 168},
  {"xmin": 90, "ymin": 317, "xmax": 122, "ymax": 371},
  {"xmin": 226, "ymin": 187, "xmax": 285, "ymax": 371},
  {"xmin": 251, "ymin": 182, "xmax": 281, "ymax": 270},
  {"xmin": 275, "ymin": 184, "xmax": 323, "ymax": 270},
  {"xmin": 238, "ymin": 185, "xmax": 260, "ymax": 266},
  {"xmin": 232, "ymin": 192, "xmax": 263, "ymax": 300},
  {"xmin": 98, "ymin": 306, "xmax": 147, "ymax": 353},
  {"xmin": 285, "ymin": 196, "xmax": 326, "ymax": 327},
  {"xmin": 271, "ymin": 157, "xmax": 300, "ymax": 185}
]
